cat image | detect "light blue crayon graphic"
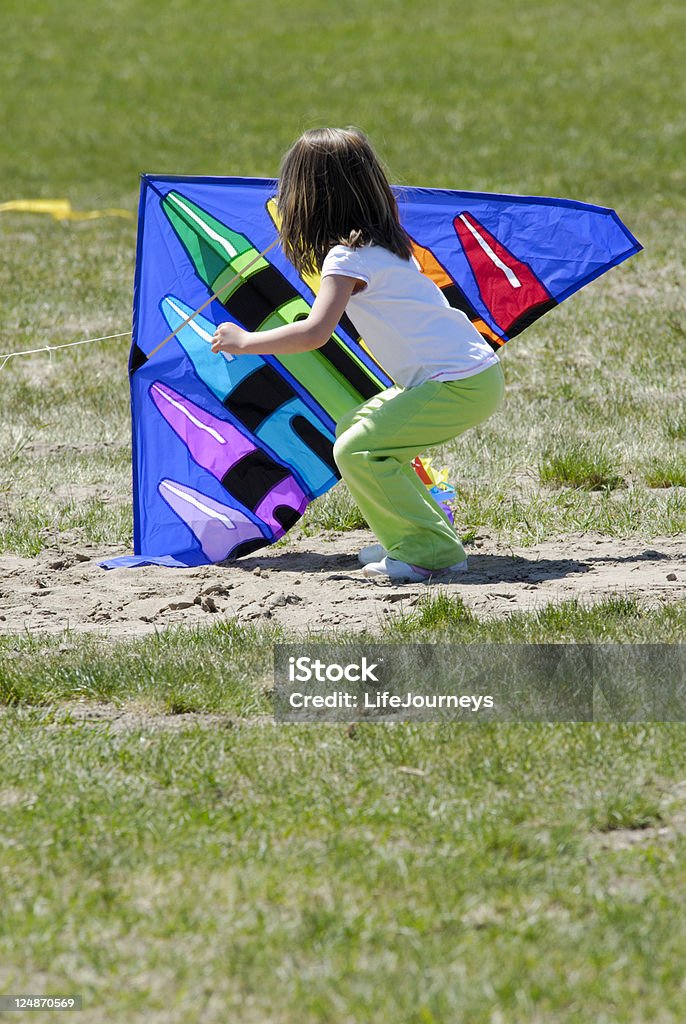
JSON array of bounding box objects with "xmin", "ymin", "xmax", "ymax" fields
[{"xmin": 160, "ymin": 295, "xmax": 337, "ymax": 497}]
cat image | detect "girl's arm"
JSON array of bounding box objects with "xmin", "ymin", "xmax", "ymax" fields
[{"xmin": 211, "ymin": 274, "xmax": 362, "ymax": 356}]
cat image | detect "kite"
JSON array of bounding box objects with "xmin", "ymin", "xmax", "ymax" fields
[{"xmin": 101, "ymin": 176, "xmax": 641, "ymax": 568}]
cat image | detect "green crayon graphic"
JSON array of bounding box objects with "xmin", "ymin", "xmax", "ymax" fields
[{"xmin": 162, "ymin": 191, "xmax": 385, "ymax": 422}]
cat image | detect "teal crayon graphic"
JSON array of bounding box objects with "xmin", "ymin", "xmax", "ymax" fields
[
  {"xmin": 160, "ymin": 295, "xmax": 338, "ymax": 495},
  {"xmin": 161, "ymin": 190, "xmax": 386, "ymax": 423}
]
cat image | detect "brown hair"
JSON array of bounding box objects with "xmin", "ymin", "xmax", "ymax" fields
[{"xmin": 276, "ymin": 127, "xmax": 412, "ymax": 276}]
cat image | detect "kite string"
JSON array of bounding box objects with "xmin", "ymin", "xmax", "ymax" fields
[
  {"xmin": 0, "ymin": 236, "xmax": 281, "ymax": 371},
  {"xmin": 0, "ymin": 331, "xmax": 132, "ymax": 372},
  {"xmin": 145, "ymin": 237, "xmax": 280, "ymax": 360}
]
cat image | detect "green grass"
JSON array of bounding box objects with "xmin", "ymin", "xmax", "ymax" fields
[
  {"xmin": 2, "ymin": 714, "xmax": 686, "ymax": 1022},
  {"xmin": 665, "ymin": 413, "xmax": 686, "ymax": 441},
  {"xmin": 2, "ymin": 1, "xmax": 686, "ymax": 1019},
  {"xmin": 2, "ymin": 598, "xmax": 686, "ymax": 712},
  {"xmin": 455, "ymin": 483, "xmax": 686, "ymax": 546},
  {"xmin": 539, "ymin": 442, "xmax": 625, "ymax": 491},
  {"xmin": 300, "ymin": 485, "xmax": 369, "ymax": 533},
  {"xmin": 385, "ymin": 594, "xmax": 686, "ymax": 643},
  {"xmin": 642, "ymin": 456, "xmax": 686, "ymax": 489},
  {"xmin": 0, "ymin": 496, "xmax": 132, "ymax": 557},
  {"xmin": 0, "ymin": 620, "xmax": 276, "ymax": 713}
]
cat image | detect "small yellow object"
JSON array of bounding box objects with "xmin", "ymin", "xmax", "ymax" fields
[
  {"xmin": 0, "ymin": 199, "xmax": 133, "ymax": 221},
  {"xmin": 419, "ymin": 456, "xmax": 450, "ymax": 486}
]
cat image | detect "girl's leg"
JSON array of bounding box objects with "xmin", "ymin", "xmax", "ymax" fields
[{"xmin": 333, "ymin": 362, "xmax": 504, "ymax": 570}]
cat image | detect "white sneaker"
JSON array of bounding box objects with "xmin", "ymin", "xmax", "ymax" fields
[
  {"xmin": 362, "ymin": 556, "xmax": 468, "ymax": 582},
  {"xmin": 358, "ymin": 543, "xmax": 388, "ymax": 566}
]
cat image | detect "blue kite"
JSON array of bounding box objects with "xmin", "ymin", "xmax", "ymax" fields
[{"xmin": 102, "ymin": 176, "xmax": 641, "ymax": 568}]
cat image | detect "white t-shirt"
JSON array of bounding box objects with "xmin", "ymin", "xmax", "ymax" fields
[{"xmin": 321, "ymin": 243, "xmax": 500, "ymax": 388}]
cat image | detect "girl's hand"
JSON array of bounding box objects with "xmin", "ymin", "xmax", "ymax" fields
[
  {"xmin": 209, "ymin": 275, "xmax": 358, "ymax": 357},
  {"xmin": 211, "ymin": 322, "xmax": 247, "ymax": 355}
]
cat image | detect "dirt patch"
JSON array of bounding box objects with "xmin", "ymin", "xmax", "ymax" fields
[{"xmin": 1, "ymin": 528, "xmax": 684, "ymax": 639}]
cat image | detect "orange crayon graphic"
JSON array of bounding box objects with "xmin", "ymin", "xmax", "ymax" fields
[{"xmin": 410, "ymin": 237, "xmax": 504, "ymax": 349}]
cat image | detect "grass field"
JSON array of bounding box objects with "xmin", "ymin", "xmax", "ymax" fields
[{"xmin": 1, "ymin": 0, "xmax": 686, "ymax": 1020}]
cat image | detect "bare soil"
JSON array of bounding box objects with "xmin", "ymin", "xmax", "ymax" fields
[{"xmin": 1, "ymin": 528, "xmax": 684, "ymax": 639}]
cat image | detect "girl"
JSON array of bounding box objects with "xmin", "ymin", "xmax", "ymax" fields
[{"xmin": 211, "ymin": 127, "xmax": 504, "ymax": 582}]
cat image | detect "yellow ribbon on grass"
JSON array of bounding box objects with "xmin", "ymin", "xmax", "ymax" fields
[{"xmin": 0, "ymin": 199, "xmax": 133, "ymax": 221}]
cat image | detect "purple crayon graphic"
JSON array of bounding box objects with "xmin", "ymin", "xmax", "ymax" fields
[
  {"xmin": 150, "ymin": 382, "xmax": 308, "ymax": 539},
  {"xmin": 159, "ymin": 479, "xmax": 266, "ymax": 561}
]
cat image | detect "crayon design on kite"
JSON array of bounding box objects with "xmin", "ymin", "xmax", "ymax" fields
[
  {"xmin": 159, "ymin": 296, "xmax": 337, "ymax": 494},
  {"xmin": 408, "ymin": 236, "xmax": 506, "ymax": 349},
  {"xmin": 158, "ymin": 479, "xmax": 268, "ymax": 561},
  {"xmin": 106, "ymin": 174, "xmax": 641, "ymax": 569},
  {"xmin": 264, "ymin": 197, "xmax": 457, "ymax": 498},
  {"xmin": 161, "ymin": 191, "xmax": 388, "ymax": 422},
  {"xmin": 146, "ymin": 192, "xmax": 395, "ymax": 553},
  {"xmin": 453, "ymin": 212, "xmax": 557, "ymax": 338},
  {"xmin": 265, "ymin": 196, "xmax": 368, "ymax": 356},
  {"xmin": 149, "ymin": 381, "xmax": 308, "ymax": 542}
]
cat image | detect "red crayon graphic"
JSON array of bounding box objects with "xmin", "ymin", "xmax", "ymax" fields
[
  {"xmin": 454, "ymin": 212, "xmax": 556, "ymax": 338},
  {"xmin": 410, "ymin": 237, "xmax": 504, "ymax": 349}
]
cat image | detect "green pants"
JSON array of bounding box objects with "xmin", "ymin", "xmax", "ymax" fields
[{"xmin": 333, "ymin": 361, "xmax": 504, "ymax": 569}]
